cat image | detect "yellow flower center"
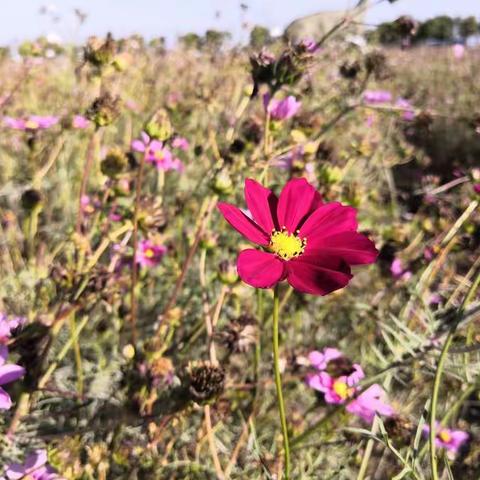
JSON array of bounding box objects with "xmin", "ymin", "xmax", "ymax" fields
[
  {"xmin": 145, "ymin": 248, "xmax": 155, "ymax": 258},
  {"xmin": 154, "ymin": 150, "xmax": 165, "ymax": 160},
  {"xmin": 438, "ymin": 430, "xmax": 452, "ymax": 443},
  {"xmin": 269, "ymin": 229, "xmax": 306, "ymax": 260},
  {"xmin": 25, "ymin": 120, "xmax": 39, "ymax": 129},
  {"xmin": 332, "ymin": 379, "xmax": 351, "ymax": 399}
]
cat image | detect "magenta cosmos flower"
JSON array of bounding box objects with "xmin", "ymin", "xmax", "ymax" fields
[
  {"xmin": 363, "ymin": 90, "xmax": 392, "ymax": 105},
  {"xmin": 346, "ymin": 384, "xmax": 394, "ymax": 422},
  {"xmin": 3, "ymin": 115, "xmax": 58, "ymax": 131},
  {"xmin": 423, "ymin": 423, "xmax": 469, "ymax": 453},
  {"xmin": 136, "ymin": 239, "xmax": 167, "ymax": 268},
  {"xmin": 1, "ymin": 449, "xmax": 63, "ymax": 480},
  {"xmin": 131, "ymin": 132, "xmax": 183, "ymax": 172},
  {"xmin": 72, "ymin": 115, "xmax": 90, "ymax": 129},
  {"xmin": 306, "ymin": 348, "xmax": 364, "ymax": 404},
  {"xmin": 263, "ymin": 95, "xmax": 301, "ymax": 121},
  {"xmin": 218, "ymin": 178, "xmax": 378, "ymax": 295},
  {"xmin": 0, "ymin": 345, "xmax": 25, "ymax": 410},
  {"xmin": 0, "ymin": 313, "xmax": 25, "ymax": 344}
]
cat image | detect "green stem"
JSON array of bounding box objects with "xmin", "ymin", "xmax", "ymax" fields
[
  {"xmin": 272, "ymin": 284, "xmax": 291, "ymax": 479},
  {"xmin": 429, "ymin": 271, "xmax": 480, "ymax": 480}
]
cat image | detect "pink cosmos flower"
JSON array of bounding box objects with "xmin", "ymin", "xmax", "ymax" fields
[
  {"xmin": 263, "ymin": 94, "xmax": 301, "ymax": 121},
  {"xmin": 396, "ymin": 98, "xmax": 415, "ymax": 121},
  {"xmin": 474, "ymin": 184, "xmax": 480, "ymax": 195},
  {"xmin": 131, "ymin": 132, "xmax": 183, "ymax": 172},
  {"xmin": 0, "ymin": 345, "xmax": 25, "ymax": 410},
  {"xmin": 452, "ymin": 44, "xmax": 465, "ymax": 60},
  {"xmin": 1, "ymin": 449, "xmax": 63, "ymax": 480},
  {"xmin": 3, "ymin": 115, "xmax": 58, "ymax": 131},
  {"xmin": 136, "ymin": 239, "xmax": 167, "ymax": 268},
  {"xmin": 346, "ymin": 384, "xmax": 395, "ymax": 422},
  {"xmin": 0, "ymin": 314, "xmax": 25, "ymax": 344},
  {"xmin": 298, "ymin": 38, "xmax": 319, "ymax": 53},
  {"xmin": 217, "ymin": 178, "xmax": 378, "ymax": 295},
  {"xmin": 363, "ymin": 90, "xmax": 392, "ymax": 105},
  {"xmin": 72, "ymin": 115, "xmax": 90, "ymax": 129},
  {"xmin": 306, "ymin": 348, "xmax": 364, "ymax": 404},
  {"xmin": 390, "ymin": 258, "xmax": 412, "ymax": 281},
  {"xmin": 423, "ymin": 423, "xmax": 469, "ymax": 453},
  {"xmin": 172, "ymin": 136, "xmax": 190, "ymax": 151}
]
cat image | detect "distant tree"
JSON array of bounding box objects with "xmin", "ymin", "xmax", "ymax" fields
[
  {"xmin": 368, "ymin": 21, "xmax": 401, "ymax": 44},
  {"xmin": 203, "ymin": 30, "xmax": 231, "ymax": 50},
  {"xmin": 249, "ymin": 25, "xmax": 272, "ymax": 49},
  {"xmin": 417, "ymin": 16, "xmax": 454, "ymax": 42},
  {"xmin": 179, "ymin": 33, "xmax": 202, "ymax": 50},
  {"xmin": 459, "ymin": 16, "xmax": 478, "ymax": 40}
]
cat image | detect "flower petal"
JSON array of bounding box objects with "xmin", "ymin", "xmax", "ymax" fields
[
  {"xmin": 286, "ymin": 253, "xmax": 352, "ymax": 295},
  {"xmin": 244, "ymin": 178, "xmax": 278, "ymax": 233},
  {"xmin": 24, "ymin": 450, "xmax": 47, "ymax": 470},
  {"xmin": 309, "ymin": 232, "xmax": 378, "ymax": 265},
  {"xmin": 237, "ymin": 249, "xmax": 285, "ymax": 288},
  {"xmin": 218, "ymin": 203, "xmax": 269, "ymax": 246},
  {"xmin": 277, "ymin": 177, "xmax": 317, "ymax": 232},
  {"xmin": 0, "ymin": 387, "xmax": 12, "ymax": 410},
  {"xmin": 299, "ymin": 202, "xmax": 358, "ymax": 240},
  {"xmin": 0, "ymin": 345, "xmax": 7, "ymax": 366},
  {"xmin": 0, "ymin": 364, "xmax": 25, "ymax": 385},
  {"xmin": 131, "ymin": 140, "xmax": 146, "ymax": 152}
]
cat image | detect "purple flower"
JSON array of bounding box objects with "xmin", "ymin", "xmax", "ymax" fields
[
  {"xmin": 396, "ymin": 98, "xmax": 415, "ymax": 121},
  {"xmin": 0, "ymin": 314, "xmax": 25, "ymax": 344},
  {"xmin": 423, "ymin": 423, "xmax": 469, "ymax": 453},
  {"xmin": 131, "ymin": 132, "xmax": 184, "ymax": 172},
  {"xmin": 452, "ymin": 44, "xmax": 465, "ymax": 60},
  {"xmin": 263, "ymin": 94, "xmax": 301, "ymax": 120},
  {"xmin": 3, "ymin": 115, "xmax": 58, "ymax": 131},
  {"xmin": 172, "ymin": 136, "xmax": 190, "ymax": 151},
  {"xmin": 1, "ymin": 449, "xmax": 63, "ymax": 479},
  {"xmin": 363, "ymin": 90, "xmax": 392, "ymax": 105},
  {"xmin": 306, "ymin": 348, "xmax": 365, "ymax": 404},
  {"xmin": 0, "ymin": 345, "xmax": 25, "ymax": 410},
  {"xmin": 390, "ymin": 258, "xmax": 412, "ymax": 281},
  {"xmin": 298, "ymin": 38, "xmax": 319, "ymax": 53},
  {"xmin": 136, "ymin": 239, "xmax": 167, "ymax": 268},
  {"xmin": 72, "ymin": 115, "xmax": 90, "ymax": 129},
  {"xmin": 346, "ymin": 384, "xmax": 395, "ymax": 423}
]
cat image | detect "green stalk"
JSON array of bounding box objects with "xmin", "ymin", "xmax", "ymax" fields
[
  {"xmin": 272, "ymin": 284, "xmax": 291, "ymax": 478},
  {"xmin": 429, "ymin": 271, "xmax": 480, "ymax": 480}
]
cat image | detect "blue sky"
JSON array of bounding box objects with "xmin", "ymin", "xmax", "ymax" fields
[{"xmin": 2, "ymin": 0, "xmax": 479, "ymax": 45}]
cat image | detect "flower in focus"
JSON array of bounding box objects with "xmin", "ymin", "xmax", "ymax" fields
[
  {"xmin": 0, "ymin": 313, "xmax": 25, "ymax": 344},
  {"xmin": 263, "ymin": 94, "xmax": 301, "ymax": 121},
  {"xmin": 136, "ymin": 239, "xmax": 167, "ymax": 268},
  {"xmin": 72, "ymin": 115, "xmax": 90, "ymax": 129},
  {"xmin": 306, "ymin": 348, "xmax": 364, "ymax": 404},
  {"xmin": 422, "ymin": 423, "xmax": 469, "ymax": 454},
  {"xmin": 218, "ymin": 177, "xmax": 378, "ymax": 295},
  {"xmin": 0, "ymin": 345, "xmax": 25, "ymax": 410},
  {"xmin": 363, "ymin": 90, "xmax": 392, "ymax": 105},
  {"xmin": 1, "ymin": 449, "xmax": 63, "ymax": 480},
  {"xmin": 346, "ymin": 384, "xmax": 395, "ymax": 422}
]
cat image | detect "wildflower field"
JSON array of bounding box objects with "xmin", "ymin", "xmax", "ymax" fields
[{"xmin": 0, "ymin": 29, "xmax": 479, "ymax": 480}]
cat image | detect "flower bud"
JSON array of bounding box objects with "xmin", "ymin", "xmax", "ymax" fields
[
  {"xmin": 211, "ymin": 170, "xmax": 233, "ymax": 195},
  {"xmin": 100, "ymin": 148, "xmax": 128, "ymax": 177},
  {"xmin": 144, "ymin": 109, "xmax": 172, "ymax": 141},
  {"xmin": 21, "ymin": 189, "xmax": 43, "ymax": 212},
  {"xmin": 86, "ymin": 92, "xmax": 121, "ymax": 127},
  {"xmin": 218, "ymin": 259, "xmax": 238, "ymax": 285}
]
